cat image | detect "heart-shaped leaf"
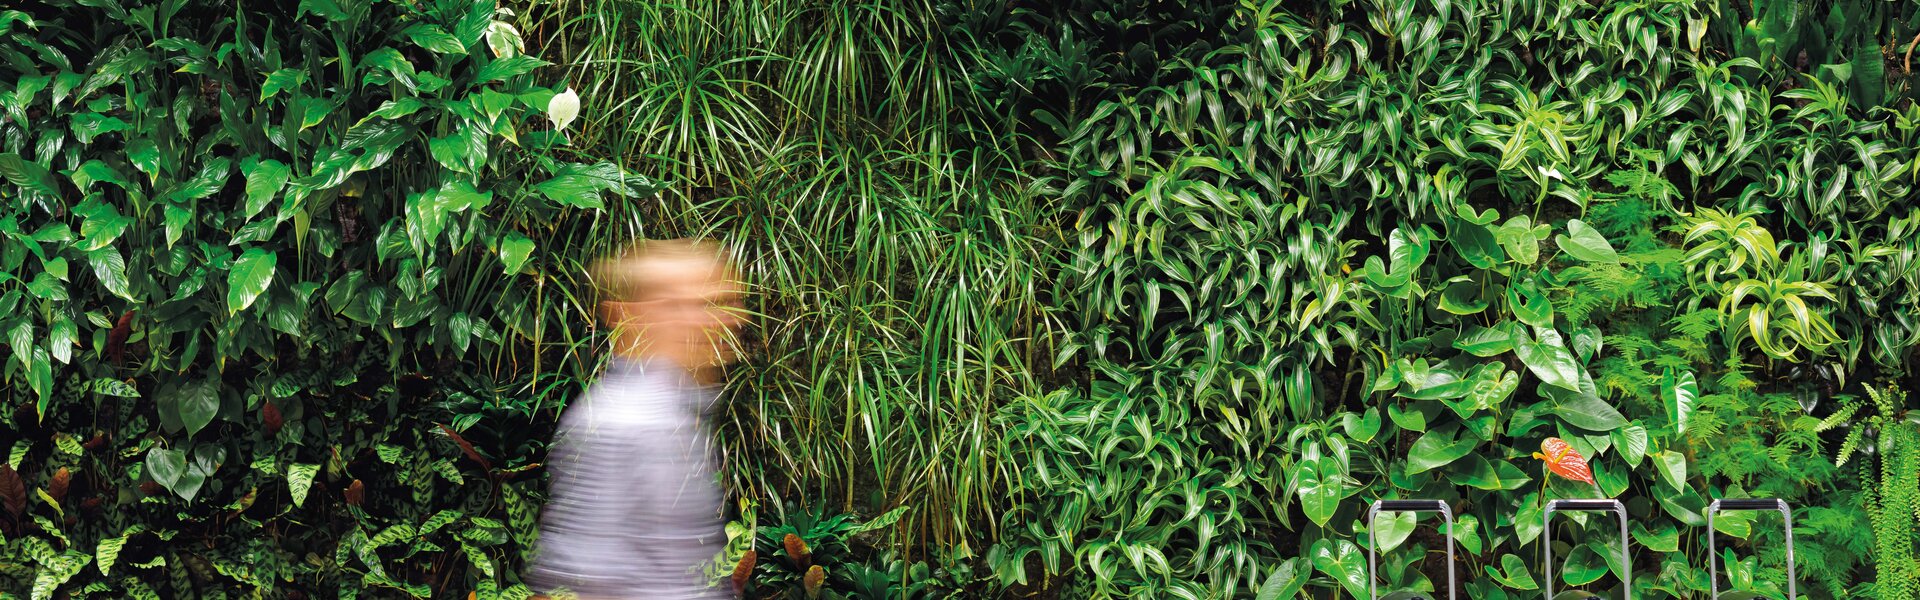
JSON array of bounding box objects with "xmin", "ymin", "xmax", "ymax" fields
[
  {"xmin": 1508, "ymin": 278, "xmax": 1555, "ymax": 328},
  {"xmin": 1556, "ymin": 219, "xmax": 1619, "ymax": 263},
  {"xmin": 145, "ymin": 448, "xmax": 204, "ymax": 501},
  {"xmin": 1310, "ymin": 538, "xmax": 1368, "ymax": 599},
  {"xmin": 1408, "ymin": 425, "xmax": 1476, "ymax": 474}
]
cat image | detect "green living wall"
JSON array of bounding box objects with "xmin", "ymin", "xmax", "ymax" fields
[{"xmin": 6, "ymin": 0, "xmax": 1920, "ymax": 599}]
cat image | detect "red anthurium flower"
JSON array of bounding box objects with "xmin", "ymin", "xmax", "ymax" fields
[{"xmin": 1533, "ymin": 437, "xmax": 1603, "ymax": 496}]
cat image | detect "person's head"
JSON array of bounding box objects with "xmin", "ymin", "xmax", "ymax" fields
[{"xmin": 592, "ymin": 239, "xmax": 744, "ymax": 372}]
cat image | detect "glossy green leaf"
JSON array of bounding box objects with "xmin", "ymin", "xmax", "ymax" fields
[
  {"xmin": 1514, "ymin": 326, "xmax": 1582, "ymax": 392},
  {"xmin": 1407, "ymin": 425, "xmax": 1476, "ymax": 474},
  {"xmin": 1255, "ymin": 558, "xmax": 1309, "ymax": 600},
  {"xmin": 1654, "ymin": 450, "xmax": 1687, "ymax": 490},
  {"xmin": 227, "ymin": 248, "xmax": 277, "ymax": 313},
  {"xmin": 1450, "ymin": 455, "xmax": 1532, "ymax": 490},
  {"xmin": 1295, "ymin": 459, "xmax": 1347, "ymax": 527},
  {"xmin": 1485, "ymin": 553, "xmax": 1538, "ymax": 590},
  {"xmin": 1663, "ymin": 368, "xmax": 1696, "ymax": 435},
  {"xmin": 499, "ymin": 232, "xmax": 535, "ymax": 275},
  {"xmin": 1610, "ymin": 425, "xmax": 1648, "ymax": 467},
  {"xmin": 1455, "ymin": 325, "xmax": 1514, "ymax": 356},
  {"xmin": 1508, "ymin": 279, "xmax": 1554, "ymax": 328},
  {"xmin": 1561, "ymin": 542, "xmax": 1608, "ymax": 586},
  {"xmin": 1310, "ymin": 538, "xmax": 1367, "ymax": 599},
  {"xmin": 242, "ymin": 158, "xmax": 291, "ymax": 219}
]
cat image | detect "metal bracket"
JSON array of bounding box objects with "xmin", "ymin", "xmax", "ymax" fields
[
  {"xmin": 1708, "ymin": 498, "xmax": 1796, "ymax": 600},
  {"xmin": 1367, "ymin": 499, "xmax": 1455, "ymax": 600},
  {"xmin": 1542, "ymin": 498, "xmax": 1631, "ymax": 599}
]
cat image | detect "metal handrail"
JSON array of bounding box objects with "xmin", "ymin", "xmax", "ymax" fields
[
  {"xmin": 1543, "ymin": 498, "xmax": 1632, "ymax": 599},
  {"xmin": 1367, "ymin": 499, "xmax": 1455, "ymax": 600},
  {"xmin": 1708, "ymin": 498, "xmax": 1796, "ymax": 599}
]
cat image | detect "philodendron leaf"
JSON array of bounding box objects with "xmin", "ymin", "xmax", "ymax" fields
[
  {"xmin": 1514, "ymin": 326, "xmax": 1581, "ymax": 392},
  {"xmin": 1255, "ymin": 558, "xmax": 1310, "ymax": 600},
  {"xmin": 1611, "ymin": 425, "xmax": 1649, "ymax": 467},
  {"xmin": 1663, "ymin": 367, "xmax": 1697, "ymax": 435},
  {"xmin": 227, "ymin": 248, "xmax": 277, "ymax": 313},
  {"xmin": 1310, "ymin": 538, "xmax": 1368, "ymax": 599},
  {"xmin": 499, "ymin": 232, "xmax": 535, "ymax": 275},
  {"xmin": 1455, "ymin": 325, "xmax": 1514, "ymax": 357},
  {"xmin": 1486, "ymin": 553, "xmax": 1538, "ymax": 590},
  {"xmin": 1407, "ymin": 425, "xmax": 1476, "ymax": 473},
  {"xmin": 1295, "ymin": 458, "xmax": 1347, "ymax": 527},
  {"xmin": 1561, "ymin": 542, "xmax": 1608, "ymax": 586},
  {"xmin": 1539, "ymin": 371, "xmax": 1628, "ymax": 431},
  {"xmin": 172, "ymin": 380, "xmax": 219, "ymax": 437},
  {"xmin": 145, "ymin": 448, "xmax": 203, "ymax": 501},
  {"xmin": 1508, "ymin": 278, "xmax": 1554, "ymax": 328},
  {"xmin": 1556, "ymin": 219, "xmax": 1619, "ymax": 264},
  {"xmin": 1370, "ymin": 511, "xmax": 1416, "ymax": 554},
  {"xmin": 1654, "ymin": 450, "xmax": 1687, "ymax": 490}
]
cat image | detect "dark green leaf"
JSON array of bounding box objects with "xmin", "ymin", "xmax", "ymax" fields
[
  {"xmin": 1455, "ymin": 325, "xmax": 1514, "ymax": 356},
  {"xmin": 0, "ymin": 153, "xmax": 59, "ymax": 198}
]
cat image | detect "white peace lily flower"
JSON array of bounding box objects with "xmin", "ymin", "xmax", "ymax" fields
[{"xmin": 548, "ymin": 88, "xmax": 580, "ymax": 132}]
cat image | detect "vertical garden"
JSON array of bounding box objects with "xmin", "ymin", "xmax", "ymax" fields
[{"xmin": 3, "ymin": 0, "xmax": 1920, "ymax": 598}]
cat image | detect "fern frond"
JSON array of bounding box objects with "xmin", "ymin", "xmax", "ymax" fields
[
  {"xmin": 1836, "ymin": 427, "xmax": 1865, "ymax": 467},
  {"xmin": 1819, "ymin": 401, "xmax": 1863, "ymax": 432}
]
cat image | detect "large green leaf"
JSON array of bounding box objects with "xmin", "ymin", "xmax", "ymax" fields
[
  {"xmin": 1295, "ymin": 458, "xmax": 1347, "ymax": 527},
  {"xmin": 227, "ymin": 248, "xmax": 278, "ymax": 313},
  {"xmin": 499, "ymin": 232, "xmax": 535, "ymax": 275},
  {"xmin": 1370, "ymin": 511, "xmax": 1416, "ymax": 554},
  {"xmin": 1561, "ymin": 543, "xmax": 1608, "ymax": 586},
  {"xmin": 242, "ymin": 158, "xmax": 292, "ymax": 219},
  {"xmin": 166, "ymin": 380, "xmax": 220, "ymax": 437},
  {"xmin": 1514, "ymin": 326, "xmax": 1581, "ymax": 392},
  {"xmin": 533, "ymin": 162, "xmax": 627, "ymax": 209},
  {"xmin": 1439, "ymin": 279, "xmax": 1489, "ymax": 315},
  {"xmin": 1485, "ymin": 554, "xmax": 1538, "ymax": 590},
  {"xmin": 1310, "ymin": 538, "xmax": 1367, "ymax": 599},
  {"xmin": 1556, "ymin": 219, "xmax": 1619, "ymax": 264},
  {"xmin": 1455, "ymin": 325, "xmax": 1514, "ymax": 356},
  {"xmin": 1610, "ymin": 425, "xmax": 1649, "ymax": 467},
  {"xmin": 0, "ymin": 153, "xmax": 60, "ymax": 198},
  {"xmin": 404, "ymin": 24, "xmax": 467, "ymax": 54},
  {"xmin": 1407, "ymin": 425, "xmax": 1476, "ymax": 474},
  {"xmin": 1539, "ymin": 372, "xmax": 1628, "ymax": 431},
  {"xmin": 1255, "ymin": 558, "xmax": 1310, "ymax": 600},
  {"xmin": 1450, "ymin": 455, "xmax": 1532, "ymax": 490},
  {"xmin": 1507, "ymin": 278, "xmax": 1554, "ymax": 328},
  {"xmin": 145, "ymin": 448, "xmax": 204, "ymax": 502},
  {"xmin": 1654, "ymin": 450, "xmax": 1688, "ymax": 490},
  {"xmin": 1663, "ymin": 368, "xmax": 1696, "ymax": 435}
]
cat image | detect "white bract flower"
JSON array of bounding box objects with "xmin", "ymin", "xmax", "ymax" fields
[{"xmin": 548, "ymin": 88, "xmax": 580, "ymax": 132}]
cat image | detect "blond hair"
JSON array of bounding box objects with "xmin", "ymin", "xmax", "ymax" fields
[{"xmin": 590, "ymin": 239, "xmax": 735, "ymax": 303}]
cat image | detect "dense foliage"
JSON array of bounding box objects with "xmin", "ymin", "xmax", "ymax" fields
[
  {"xmin": 7, "ymin": 0, "xmax": 1920, "ymax": 598},
  {"xmin": 0, "ymin": 0, "xmax": 645, "ymax": 597}
]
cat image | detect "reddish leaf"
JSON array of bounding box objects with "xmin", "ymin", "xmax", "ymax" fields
[
  {"xmin": 49, "ymin": 467, "xmax": 69, "ymax": 502},
  {"xmin": 344, "ymin": 479, "xmax": 365, "ymax": 506},
  {"xmin": 261, "ymin": 402, "xmax": 283, "ymax": 436},
  {"xmin": 83, "ymin": 431, "xmax": 107, "ymax": 450},
  {"xmin": 0, "ymin": 465, "xmax": 24, "ymax": 518},
  {"xmin": 139, "ymin": 480, "xmax": 163, "ymax": 497},
  {"xmin": 107, "ymin": 311, "xmax": 133, "ymax": 365},
  {"xmin": 437, "ymin": 424, "xmax": 492, "ymax": 471}
]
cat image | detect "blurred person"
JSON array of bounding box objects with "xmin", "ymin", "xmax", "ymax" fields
[{"xmin": 527, "ymin": 239, "xmax": 745, "ymax": 600}]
